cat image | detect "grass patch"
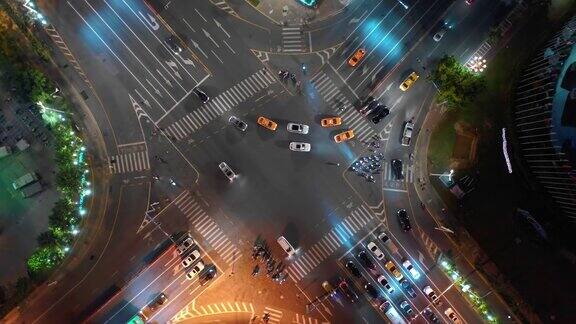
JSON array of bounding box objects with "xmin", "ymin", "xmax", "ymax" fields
[{"xmin": 428, "ymin": 111, "xmax": 457, "ymax": 173}]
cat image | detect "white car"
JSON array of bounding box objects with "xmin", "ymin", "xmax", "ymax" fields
[
  {"xmin": 444, "ymin": 308, "xmax": 462, "ymax": 324},
  {"xmin": 289, "ymin": 142, "xmax": 311, "ymax": 152},
  {"xmin": 287, "ymin": 122, "xmax": 309, "ymax": 134},
  {"xmin": 181, "ymin": 249, "xmax": 201, "ymax": 268},
  {"xmin": 218, "ymin": 162, "xmax": 236, "ymax": 181},
  {"xmin": 401, "ymin": 121, "xmax": 414, "ymax": 146},
  {"xmin": 402, "ymin": 259, "xmax": 421, "ymax": 279},
  {"xmin": 423, "ymin": 285, "xmax": 441, "ymax": 305},
  {"xmin": 277, "ymin": 236, "xmax": 297, "ymax": 257},
  {"xmin": 367, "ymin": 242, "xmax": 385, "ymax": 260},
  {"xmin": 433, "ymin": 28, "xmax": 447, "ymax": 42},
  {"xmin": 377, "ymin": 275, "xmax": 395, "ymax": 293},
  {"xmin": 228, "ymin": 115, "xmax": 248, "ymax": 132},
  {"xmin": 176, "ymin": 235, "xmax": 196, "ymax": 255},
  {"xmin": 186, "ymin": 261, "xmax": 205, "ymax": 280}
]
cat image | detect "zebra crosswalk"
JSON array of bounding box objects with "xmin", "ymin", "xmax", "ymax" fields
[
  {"xmin": 295, "ymin": 313, "xmax": 327, "ymax": 324},
  {"xmin": 211, "ymin": 0, "xmax": 238, "ymax": 17},
  {"xmin": 175, "ymin": 192, "xmax": 242, "ymax": 266},
  {"xmin": 382, "ymin": 163, "xmax": 415, "ymax": 183},
  {"xmin": 108, "ymin": 151, "xmax": 150, "ymax": 174},
  {"xmin": 286, "ymin": 206, "xmax": 376, "ymax": 282},
  {"xmin": 310, "ymin": 72, "xmax": 376, "ymax": 142},
  {"xmin": 164, "ymin": 68, "xmax": 276, "ymax": 140},
  {"xmin": 282, "ymin": 27, "xmax": 305, "ymax": 53},
  {"xmin": 171, "ymin": 301, "xmax": 254, "ymax": 322},
  {"xmin": 263, "ymin": 307, "xmax": 283, "ymax": 324}
]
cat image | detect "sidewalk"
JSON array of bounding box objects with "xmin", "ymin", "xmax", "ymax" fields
[
  {"xmin": 412, "ymin": 100, "xmax": 537, "ymax": 323},
  {"xmin": 248, "ymin": 0, "xmax": 351, "ymax": 26}
]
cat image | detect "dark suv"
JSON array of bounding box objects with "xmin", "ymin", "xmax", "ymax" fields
[
  {"xmin": 391, "ymin": 159, "xmax": 403, "ymax": 180},
  {"xmin": 371, "ymin": 105, "xmax": 390, "ymax": 124},
  {"xmin": 397, "ymin": 209, "xmax": 412, "ymax": 232}
]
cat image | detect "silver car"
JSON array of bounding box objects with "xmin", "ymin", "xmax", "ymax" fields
[
  {"xmin": 176, "ymin": 234, "xmax": 196, "ymax": 255},
  {"xmin": 287, "ymin": 123, "xmax": 309, "ymax": 134},
  {"xmin": 219, "ymin": 162, "xmax": 236, "ymax": 181},
  {"xmin": 289, "ymin": 142, "xmax": 311, "ymax": 152},
  {"xmin": 228, "ymin": 116, "xmax": 248, "ymax": 132},
  {"xmin": 181, "ymin": 249, "xmax": 201, "ymax": 268}
]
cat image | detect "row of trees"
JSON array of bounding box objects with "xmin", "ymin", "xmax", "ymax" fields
[{"xmin": 0, "ymin": 6, "xmax": 88, "ymax": 318}]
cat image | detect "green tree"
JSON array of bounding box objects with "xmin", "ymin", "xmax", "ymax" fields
[
  {"xmin": 27, "ymin": 246, "xmax": 64, "ymax": 278},
  {"xmin": 430, "ymin": 55, "xmax": 486, "ymax": 109},
  {"xmin": 37, "ymin": 231, "xmax": 57, "ymax": 247},
  {"xmin": 48, "ymin": 199, "xmax": 74, "ymax": 230}
]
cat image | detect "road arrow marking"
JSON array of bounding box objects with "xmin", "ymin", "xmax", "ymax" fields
[
  {"xmin": 349, "ymin": 17, "xmax": 360, "ymax": 24},
  {"xmin": 156, "ymin": 68, "xmax": 173, "ymax": 87},
  {"xmin": 164, "ymin": 62, "xmax": 182, "ymax": 80},
  {"xmin": 214, "ymin": 18, "xmax": 230, "ymax": 38},
  {"xmin": 203, "ymin": 28, "xmax": 219, "ymax": 47},
  {"xmin": 145, "ymin": 79, "xmax": 162, "ymax": 97},
  {"xmin": 191, "ymin": 39, "xmax": 209, "ymax": 58}
]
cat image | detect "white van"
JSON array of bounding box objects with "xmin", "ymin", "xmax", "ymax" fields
[{"xmin": 277, "ymin": 236, "xmax": 296, "ymax": 257}]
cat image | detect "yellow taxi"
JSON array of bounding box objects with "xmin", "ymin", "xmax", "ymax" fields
[
  {"xmin": 348, "ymin": 49, "xmax": 366, "ymax": 67},
  {"xmin": 385, "ymin": 260, "xmax": 404, "ymax": 281},
  {"xmin": 321, "ymin": 116, "xmax": 342, "ymax": 127},
  {"xmin": 257, "ymin": 116, "xmax": 278, "ymax": 131},
  {"xmin": 399, "ymin": 71, "xmax": 419, "ymax": 91},
  {"xmin": 334, "ymin": 130, "xmax": 355, "ymax": 143}
]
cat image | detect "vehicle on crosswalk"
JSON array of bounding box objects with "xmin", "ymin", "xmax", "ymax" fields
[
  {"xmin": 218, "ymin": 162, "xmax": 237, "ymax": 182},
  {"xmin": 358, "ymin": 96, "xmax": 375, "ymax": 115},
  {"xmin": 377, "ymin": 275, "xmax": 395, "ymax": 293},
  {"xmin": 360, "ymin": 100, "xmax": 380, "ymax": 116},
  {"xmin": 397, "ymin": 209, "xmax": 412, "ymax": 232},
  {"xmin": 186, "ymin": 261, "xmax": 205, "ymax": 280},
  {"xmin": 371, "ymin": 105, "xmax": 390, "ymax": 124},
  {"xmin": 391, "ymin": 159, "xmax": 404, "ymax": 179},
  {"xmin": 348, "ymin": 48, "xmax": 366, "ymax": 67},
  {"xmin": 287, "ymin": 122, "xmax": 309, "ymax": 134},
  {"xmin": 277, "ymin": 236, "xmax": 297, "ymax": 257},
  {"xmin": 423, "ymin": 285, "xmax": 442, "ymax": 305},
  {"xmin": 402, "ymin": 259, "xmax": 421, "ymax": 279},
  {"xmin": 367, "ymin": 242, "xmax": 385, "ymax": 260},
  {"xmin": 257, "ymin": 116, "xmax": 278, "ymax": 131},
  {"xmin": 228, "ymin": 116, "xmax": 248, "ymax": 132},
  {"xmin": 176, "ymin": 234, "xmax": 196, "ymax": 255},
  {"xmin": 401, "ymin": 121, "xmax": 414, "ymax": 146},
  {"xmin": 193, "ymin": 87, "xmax": 209, "ymax": 103},
  {"xmin": 385, "ymin": 260, "xmax": 404, "ymax": 281},
  {"xmin": 181, "ymin": 249, "xmax": 201, "ymax": 268},
  {"xmin": 321, "ymin": 116, "xmax": 342, "ymax": 127},
  {"xmin": 399, "ymin": 71, "xmax": 419, "ymax": 91},
  {"xmin": 289, "ymin": 142, "xmax": 311, "ymax": 152},
  {"xmin": 334, "ymin": 129, "xmax": 355, "ymax": 143}
]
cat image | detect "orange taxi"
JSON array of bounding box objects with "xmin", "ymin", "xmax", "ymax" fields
[
  {"xmin": 321, "ymin": 116, "xmax": 342, "ymax": 127},
  {"xmin": 257, "ymin": 116, "xmax": 278, "ymax": 131},
  {"xmin": 334, "ymin": 130, "xmax": 355, "ymax": 143},
  {"xmin": 348, "ymin": 49, "xmax": 366, "ymax": 67}
]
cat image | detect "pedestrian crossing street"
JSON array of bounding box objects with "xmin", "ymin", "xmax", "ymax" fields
[
  {"xmin": 164, "ymin": 68, "xmax": 276, "ymax": 140},
  {"xmin": 263, "ymin": 307, "xmax": 283, "ymax": 323},
  {"xmin": 174, "ymin": 191, "xmax": 242, "ymax": 266},
  {"xmin": 171, "ymin": 301, "xmax": 254, "ymax": 322},
  {"xmin": 310, "ymin": 72, "xmax": 377, "ymax": 142},
  {"xmin": 282, "ymin": 26, "xmax": 305, "ymax": 53},
  {"xmin": 108, "ymin": 151, "xmax": 150, "ymax": 174},
  {"xmin": 286, "ymin": 205, "xmax": 377, "ymax": 282}
]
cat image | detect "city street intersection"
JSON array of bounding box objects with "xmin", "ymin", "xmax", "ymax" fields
[{"xmin": 16, "ymin": 0, "xmax": 519, "ymax": 323}]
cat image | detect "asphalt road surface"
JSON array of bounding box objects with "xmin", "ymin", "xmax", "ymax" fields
[{"xmin": 15, "ymin": 0, "xmax": 519, "ymax": 323}]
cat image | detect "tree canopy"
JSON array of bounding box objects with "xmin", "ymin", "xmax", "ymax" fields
[{"xmin": 430, "ymin": 55, "xmax": 486, "ymax": 109}]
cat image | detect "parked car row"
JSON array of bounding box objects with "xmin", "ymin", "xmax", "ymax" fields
[{"xmin": 176, "ymin": 233, "xmax": 217, "ymax": 284}]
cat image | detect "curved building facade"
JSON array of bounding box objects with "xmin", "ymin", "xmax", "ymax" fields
[{"xmin": 513, "ymin": 16, "xmax": 576, "ymax": 219}]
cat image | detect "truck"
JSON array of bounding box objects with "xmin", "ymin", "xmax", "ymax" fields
[
  {"xmin": 401, "ymin": 121, "xmax": 414, "ymax": 147},
  {"xmin": 20, "ymin": 182, "xmax": 43, "ymax": 198},
  {"xmin": 385, "ymin": 306, "xmax": 408, "ymax": 324},
  {"xmin": 12, "ymin": 172, "xmax": 38, "ymax": 190}
]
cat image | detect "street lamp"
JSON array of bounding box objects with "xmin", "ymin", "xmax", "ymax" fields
[{"xmin": 468, "ymin": 56, "xmax": 487, "ymax": 73}]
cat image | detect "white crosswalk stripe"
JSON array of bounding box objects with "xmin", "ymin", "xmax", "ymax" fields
[
  {"xmin": 286, "ymin": 206, "xmax": 375, "ymax": 282},
  {"xmin": 282, "ymin": 26, "xmax": 305, "ymax": 53},
  {"xmin": 295, "ymin": 313, "xmax": 323, "ymax": 324},
  {"xmin": 175, "ymin": 192, "xmax": 242, "ymax": 266},
  {"xmin": 164, "ymin": 68, "xmax": 275, "ymax": 140},
  {"xmin": 108, "ymin": 151, "xmax": 150, "ymax": 174},
  {"xmin": 310, "ymin": 72, "xmax": 376, "ymax": 142},
  {"xmin": 211, "ymin": 0, "xmax": 238, "ymax": 17},
  {"xmin": 263, "ymin": 307, "xmax": 283, "ymax": 324}
]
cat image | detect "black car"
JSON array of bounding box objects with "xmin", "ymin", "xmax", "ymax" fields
[
  {"xmin": 193, "ymin": 87, "xmax": 210, "ymax": 103},
  {"xmin": 397, "ymin": 209, "xmax": 411, "ymax": 232},
  {"xmin": 400, "ymin": 279, "xmax": 416, "ymax": 298},
  {"xmin": 391, "ymin": 159, "xmax": 403, "ymax": 180},
  {"xmin": 199, "ymin": 264, "xmax": 217, "ymax": 286},
  {"xmin": 338, "ymin": 280, "xmax": 359, "ymax": 303},
  {"xmin": 358, "ymin": 96, "xmax": 376, "ymax": 114},
  {"xmin": 371, "ymin": 106, "xmax": 390, "ymax": 124},
  {"xmin": 364, "ymin": 283, "xmax": 379, "ymax": 299},
  {"xmin": 357, "ymin": 251, "xmax": 376, "ymax": 271},
  {"xmin": 423, "ymin": 307, "xmax": 440, "ymax": 323},
  {"xmin": 164, "ymin": 36, "xmax": 182, "ymax": 54},
  {"xmin": 345, "ymin": 261, "xmax": 361, "ymax": 278}
]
